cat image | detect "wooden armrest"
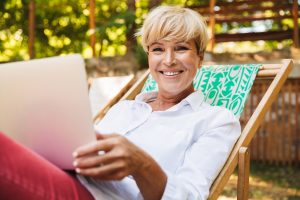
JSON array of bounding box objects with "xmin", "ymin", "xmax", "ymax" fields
[{"xmin": 237, "ymin": 147, "xmax": 250, "ymax": 200}]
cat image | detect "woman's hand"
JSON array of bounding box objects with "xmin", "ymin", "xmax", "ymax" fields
[
  {"xmin": 73, "ymin": 133, "xmax": 167, "ymax": 200},
  {"xmin": 73, "ymin": 133, "xmax": 149, "ymax": 180}
]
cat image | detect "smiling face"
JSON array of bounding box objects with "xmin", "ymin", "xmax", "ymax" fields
[{"xmin": 148, "ymin": 39, "xmax": 203, "ymax": 97}]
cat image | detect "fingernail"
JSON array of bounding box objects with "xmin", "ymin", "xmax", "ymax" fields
[
  {"xmin": 73, "ymin": 161, "xmax": 78, "ymax": 167},
  {"xmin": 98, "ymin": 150, "xmax": 105, "ymax": 155},
  {"xmin": 73, "ymin": 152, "xmax": 78, "ymax": 158},
  {"xmin": 75, "ymin": 168, "xmax": 81, "ymax": 173}
]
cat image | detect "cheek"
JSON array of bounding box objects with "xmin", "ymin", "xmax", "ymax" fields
[
  {"xmin": 179, "ymin": 55, "xmax": 200, "ymax": 70},
  {"xmin": 148, "ymin": 55, "xmax": 160, "ymax": 69}
]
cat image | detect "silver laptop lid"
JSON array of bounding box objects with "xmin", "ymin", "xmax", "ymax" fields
[{"xmin": 0, "ymin": 54, "xmax": 95, "ymax": 169}]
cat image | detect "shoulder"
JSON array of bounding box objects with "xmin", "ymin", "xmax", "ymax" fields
[
  {"xmin": 94, "ymin": 98, "xmax": 152, "ymax": 134},
  {"xmin": 200, "ymin": 102, "xmax": 236, "ymax": 118},
  {"xmin": 94, "ymin": 100, "xmax": 136, "ymax": 133},
  {"xmin": 197, "ymin": 102, "xmax": 240, "ymax": 129},
  {"xmin": 101, "ymin": 99, "xmax": 141, "ymax": 122},
  {"xmin": 106, "ymin": 100, "xmax": 136, "ymax": 113}
]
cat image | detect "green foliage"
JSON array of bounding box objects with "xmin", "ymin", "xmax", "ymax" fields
[
  {"xmin": 0, "ymin": 0, "xmax": 298, "ymax": 62},
  {"xmin": 0, "ymin": 0, "xmax": 90, "ymax": 61},
  {"xmin": 0, "ymin": 0, "xmax": 28, "ymax": 61},
  {"xmin": 0, "ymin": 0, "xmax": 143, "ymax": 61},
  {"xmin": 94, "ymin": 1, "xmax": 136, "ymax": 56},
  {"xmin": 162, "ymin": 0, "xmax": 187, "ymax": 5},
  {"xmin": 34, "ymin": 0, "xmax": 89, "ymax": 58}
]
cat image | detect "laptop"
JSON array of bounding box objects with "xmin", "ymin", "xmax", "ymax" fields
[{"xmin": 0, "ymin": 54, "xmax": 95, "ymax": 169}]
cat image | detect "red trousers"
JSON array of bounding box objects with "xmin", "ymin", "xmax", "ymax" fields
[{"xmin": 0, "ymin": 132, "xmax": 94, "ymax": 200}]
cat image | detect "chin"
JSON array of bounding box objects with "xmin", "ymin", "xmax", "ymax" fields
[{"xmin": 159, "ymin": 87, "xmax": 184, "ymax": 96}]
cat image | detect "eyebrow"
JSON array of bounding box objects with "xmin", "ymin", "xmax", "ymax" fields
[
  {"xmin": 149, "ymin": 42, "xmax": 163, "ymax": 46},
  {"xmin": 149, "ymin": 41, "xmax": 190, "ymax": 46}
]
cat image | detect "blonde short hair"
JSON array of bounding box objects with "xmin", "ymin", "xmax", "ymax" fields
[{"xmin": 136, "ymin": 5, "xmax": 208, "ymax": 54}]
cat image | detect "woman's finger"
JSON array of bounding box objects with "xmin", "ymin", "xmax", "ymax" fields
[
  {"xmin": 73, "ymin": 139, "xmax": 113, "ymax": 158},
  {"xmin": 76, "ymin": 160, "xmax": 128, "ymax": 179},
  {"xmin": 73, "ymin": 153, "xmax": 103, "ymax": 169},
  {"xmin": 74, "ymin": 149, "xmax": 120, "ymax": 169},
  {"xmin": 96, "ymin": 170, "xmax": 129, "ymax": 181},
  {"xmin": 95, "ymin": 132, "xmax": 104, "ymax": 140}
]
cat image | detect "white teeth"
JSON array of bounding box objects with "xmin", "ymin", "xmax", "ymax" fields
[{"xmin": 163, "ymin": 71, "xmax": 180, "ymax": 76}]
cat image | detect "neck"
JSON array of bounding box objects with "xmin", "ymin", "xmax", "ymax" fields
[{"xmin": 152, "ymin": 86, "xmax": 195, "ymax": 111}]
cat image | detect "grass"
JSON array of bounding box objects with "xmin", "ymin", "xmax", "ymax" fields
[{"xmin": 220, "ymin": 162, "xmax": 300, "ymax": 200}]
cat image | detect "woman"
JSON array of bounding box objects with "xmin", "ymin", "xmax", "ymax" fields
[{"xmin": 0, "ymin": 5, "xmax": 240, "ymax": 200}]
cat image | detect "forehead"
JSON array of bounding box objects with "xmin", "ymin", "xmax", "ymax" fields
[{"xmin": 149, "ymin": 39, "xmax": 195, "ymax": 46}]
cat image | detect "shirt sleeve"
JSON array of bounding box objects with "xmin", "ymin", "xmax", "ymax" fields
[{"xmin": 161, "ymin": 108, "xmax": 241, "ymax": 200}]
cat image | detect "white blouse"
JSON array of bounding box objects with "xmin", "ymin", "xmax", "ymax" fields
[{"xmin": 77, "ymin": 90, "xmax": 241, "ymax": 200}]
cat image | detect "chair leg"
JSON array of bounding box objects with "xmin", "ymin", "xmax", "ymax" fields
[{"xmin": 237, "ymin": 147, "xmax": 250, "ymax": 200}]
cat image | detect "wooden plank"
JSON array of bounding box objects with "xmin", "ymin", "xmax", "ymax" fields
[
  {"xmin": 215, "ymin": 5, "xmax": 292, "ymax": 16},
  {"xmin": 258, "ymin": 69, "xmax": 281, "ymax": 77},
  {"xmin": 296, "ymin": 80, "xmax": 299, "ymax": 163},
  {"xmin": 269, "ymin": 80, "xmax": 275, "ymax": 164},
  {"xmin": 257, "ymin": 84, "xmax": 263, "ymax": 162},
  {"xmin": 266, "ymin": 97, "xmax": 273, "ymax": 163},
  {"xmin": 189, "ymin": 0, "xmax": 289, "ymax": 9},
  {"xmin": 237, "ymin": 147, "xmax": 250, "ymax": 200},
  {"xmin": 215, "ymin": 30, "xmax": 293, "ymax": 43},
  {"xmin": 281, "ymin": 85, "xmax": 286, "ymax": 164},
  {"xmin": 295, "ymin": 80, "xmax": 298, "ymax": 164},
  {"xmin": 262, "ymin": 83, "xmax": 267, "ymax": 163},
  {"xmin": 274, "ymin": 90, "xmax": 280, "ymax": 165},
  {"xmin": 216, "ymin": 0, "xmax": 288, "ymax": 7},
  {"xmin": 261, "ymin": 64, "xmax": 282, "ymax": 70},
  {"xmin": 192, "ymin": 4, "xmax": 293, "ymax": 17},
  {"xmin": 121, "ymin": 70, "xmax": 150, "ymax": 101},
  {"xmin": 207, "ymin": 0, "xmax": 216, "ymax": 51},
  {"xmin": 216, "ymin": 14, "xmax": 294, "ymax": 23},
  {"xmin": 89, "ymin": 0, "xmax": 96, "ymax": 57},
  {"xmin": 250, "ymin": 84, "xmax": 257, "ymax": 159},
  {"xmin": 252, "ymin": 83, "xmax": 261, "ymax": 160},
  {"xmin": 257, "ymin": 83, "xmax": 263, "ymax": 162},
  {"xmin": 29, "ymin": 0, "xmax": 35, "ymax": 59},
  {"xmin": 292, "ymin": 81, "xmax": 296, "ymax": 164},
  {"xmin": 249, "ymin": 86, "xmax": 254, "ymax": 159},
  {"xmin": 288, "ymin": 83, "xmax": 292, "ymax": 165}
]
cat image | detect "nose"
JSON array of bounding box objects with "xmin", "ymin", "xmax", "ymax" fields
[{"xmin": 163, "ymin": 49, "xmax": 176, "ymax": 67}]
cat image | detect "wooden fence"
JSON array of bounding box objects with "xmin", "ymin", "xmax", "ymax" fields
[{"xmin": 240, "ymin": 78, "xmax": 300, "ymax": 165}]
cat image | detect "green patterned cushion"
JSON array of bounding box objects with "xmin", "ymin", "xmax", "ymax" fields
[{"xmin": 141, "ymin": 64, "xmax": 261, "ymax": 117}]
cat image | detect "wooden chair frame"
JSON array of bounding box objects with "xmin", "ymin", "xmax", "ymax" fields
[
  {"xmin": 94, "ymin": 59, "xmax": 293, "ymax": 199},
  {"xmin": 209, "ymin": 59, "xmax": 293, "ymax": 200}
]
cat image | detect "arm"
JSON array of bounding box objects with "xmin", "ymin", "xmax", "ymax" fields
[
  {"xmin": 160, "ymin": 110, "xmax": 241, "ymax": 200},
  {"xmin": 73, "ymin": 133, "xmax": 167, "ymax": 200}
]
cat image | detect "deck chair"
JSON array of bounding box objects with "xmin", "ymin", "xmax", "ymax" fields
[{"xmin": 94, "ymin": 59, "xmax": 293, "ymax": 200}]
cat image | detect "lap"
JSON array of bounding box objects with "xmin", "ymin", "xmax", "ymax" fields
[{"xmin": 0, "ymin": 132, "xmax": 94, "ymax": 200}]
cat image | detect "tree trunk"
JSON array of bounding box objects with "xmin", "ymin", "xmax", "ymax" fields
[
  {"xmin": 148, "ymin": 0, "xmax": 162, "ymax": 10},
  {"xmin": 89, "ymin": 0, "xmax": 96, "ymax": 57},
  {"xmin": 29, "ymin": 0, "xmax": 35, "ymax": 59},
  {"xmin": 125, "ymin": 0, "xmax": 136, "ymax": 55}
]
